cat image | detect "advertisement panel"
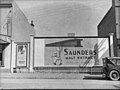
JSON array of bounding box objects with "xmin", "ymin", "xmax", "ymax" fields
[
  {"xmin": 16, "ymin": 44, "xmax": 27, "ymax": 67},
  {"xmin": 34, "ymin": 37, "xmax": 110, "ymax": 66}
]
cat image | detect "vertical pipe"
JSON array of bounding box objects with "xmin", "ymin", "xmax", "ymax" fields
[
  {"xmin": 109, "ymin": 33, "xmax": 114, "ymax": 57},
  {"xmin": 29, "ymin": 34, "xmax": 34, "ymax": 72}
]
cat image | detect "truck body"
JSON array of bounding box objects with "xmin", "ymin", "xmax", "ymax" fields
[{"xmin": 102, "ymin": 57, "xmax": 120, "ymax": 81}]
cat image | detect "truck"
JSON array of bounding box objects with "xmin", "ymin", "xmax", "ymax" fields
[{"xmin": 102, "ymin": 57, "xmax": 120, "ymax": 81}]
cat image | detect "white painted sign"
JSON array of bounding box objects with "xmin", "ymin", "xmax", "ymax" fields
[{"xmin": 34, "ymin": 37, "xmax": 110, "ymax": 66}]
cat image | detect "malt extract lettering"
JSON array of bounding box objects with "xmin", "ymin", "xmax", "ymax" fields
[{"xmin": 64, "ymin": 48, "xmax": 96, "ymax": 55}]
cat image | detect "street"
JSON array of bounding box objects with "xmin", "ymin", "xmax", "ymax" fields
[{"xmin": 1, "ymin": 78, "xmax": 120, "ymax": 89}]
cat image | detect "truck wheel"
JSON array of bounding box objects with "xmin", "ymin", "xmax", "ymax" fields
[{"xmin": 109, "ymin": 70, "xmax": 120, "ymax": 81}]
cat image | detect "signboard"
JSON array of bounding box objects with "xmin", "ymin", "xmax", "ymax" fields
[
  {"xmin": 16, "ymin": 44, "xmax": 27, "ymax": 67},
  {"xmin": 34, "ymin": 37, "xmax": 110, "ymax": 66}
]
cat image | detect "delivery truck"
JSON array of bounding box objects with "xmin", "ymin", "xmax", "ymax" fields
[{"xmin": 102, "ymin": 57, "xmax": 120, "ymax": 81}]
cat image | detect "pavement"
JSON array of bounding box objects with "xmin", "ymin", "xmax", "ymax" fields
[
  {"xmin": 0, "ymin": 72, "xmax": 90, "ymax": 79},
  {"xmin": 1, "ymin": 78, "xmax": 120, "ymax": 89},
  {"xmin": 0, "ymin": 72, "xmax": 120, "ymax": 89}
]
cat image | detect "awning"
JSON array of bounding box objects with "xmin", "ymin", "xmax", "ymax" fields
[{"xmin": 0, "ymin": 39, "xmax": 10, "ymax": 45}]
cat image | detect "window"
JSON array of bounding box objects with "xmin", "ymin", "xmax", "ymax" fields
[
  {"xmin": 110, "ymin": 59, "xmax": 117, "ymax": 65},
  {"xmin": 117, "ymin": 60, "xmax": 120, "ymax": 65}
]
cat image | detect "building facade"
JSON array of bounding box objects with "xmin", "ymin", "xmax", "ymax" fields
[
  {"xmin": 0, "ymin": 1, "xmax": 35, "ymax": 72},
  {"xmin": 98, "ymin": 0, "xmax": 120, "ymax": 57},
  {"xmin": 0, "ymin": 0, "xmax": 113, "ymax": 73}
]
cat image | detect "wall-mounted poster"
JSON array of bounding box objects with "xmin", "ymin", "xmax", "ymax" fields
[{"xmin": 16, "ymin": 44, "xmax": 27, "ymax": 67}]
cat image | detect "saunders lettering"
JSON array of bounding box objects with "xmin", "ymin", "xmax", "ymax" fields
[
  {"xmin": 64, "ymin": 48, "xmax": 68, "ymax": 55},
  {"xmin": 64, "ymin": 48, "xmax": 96, "ymax": 56}
]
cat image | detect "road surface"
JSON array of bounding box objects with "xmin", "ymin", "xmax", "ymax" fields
[{"xmin": 1, "ymin": 78, "xmax": 120, "ymax": 89}]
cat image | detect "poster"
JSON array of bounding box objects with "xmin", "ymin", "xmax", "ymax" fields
[{"xmin": 16, "ymin": 44, "xmax": 27, "ymax": 67}]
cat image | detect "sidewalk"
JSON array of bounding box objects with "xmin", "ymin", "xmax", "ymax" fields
[
  {"xmin": 0, "ymin": 72, "xmax": 103, "ymax": 80},
  {"xmin": 0, "ymin": 66, "xmax": 103, "ymax": 79},
  {"xmin": 0, "ymin": 72, "xmax": 86, "ymax": 79}
]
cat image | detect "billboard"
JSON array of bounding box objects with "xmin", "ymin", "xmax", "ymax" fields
[{"xmin": 34, "ymin": 37, "xmax": 110, "ymax": 66}]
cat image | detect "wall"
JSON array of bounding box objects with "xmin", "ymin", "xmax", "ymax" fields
[
  {"xmin": 10, "ymin": 41, "xmax": 16, "ymax": 72},
  {"xmin": 34, "ymin": 39, "xmax": 45, "ymax": 66},
  {"xmin": 0, "ymin": 8, "xmax": 12, "ymax": 36},
  {"xmin": 34, "ymin": 37, "xmax": 110, "ymax": 67},
  {"xmin": 0, "ymin": 0, "xmax": 12, "ymax": 36},
  {"xmin": 11, "ymin": 1, "xmax": 34, "ymax": 42},
  {"xmin": 97, "ymin": 6, "xmax": 117, "ymax": 56},
  {"xmin": 1, "ymin": 44, "xmax": 11, "ymax": 69},
  {"xmin": 98, "ymin": 7, "xmax": 116, "ymax": 36},
  {"xmin": 113, "ymin": 0, "xmax": 120, "ymax": 39}
]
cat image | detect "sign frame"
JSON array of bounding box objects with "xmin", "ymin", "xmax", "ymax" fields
[
  {"xmin": 34, "ymin": 36, "xmax": 111, "ymax": 66},
  {"xmin": 16, "ymin": 43, "xmax": 28, "ymax": 67}
]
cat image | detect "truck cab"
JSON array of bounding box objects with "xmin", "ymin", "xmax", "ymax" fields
[{"xmin": 102, "ymin": 57, "xmax": 120, "ymax": 81}]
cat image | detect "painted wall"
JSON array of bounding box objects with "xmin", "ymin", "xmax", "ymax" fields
[
  {"xmin": 1, "ymin": 44, "xmax": 11, "ymax": 69},
  {"xmin": 34, "ymin": 39, "xmax": 45, "ymax": 66},
  {"xmin": 0, "ymin": 8, "xmax": 12, "ymax": 36},
  {"xmin": 34, "ymin": 37, "xmax": 110, "ymax": 67},
  {"xmin": 11, "ymin": 2, "xmax": 34, "ymax": 42},
  {"xmin": 0, "ymin": 0, "xmax": 12, "ymax": 36},
  {"xmin": 10, "ymin": 41, "xmax": 16, "ymax": 72}
]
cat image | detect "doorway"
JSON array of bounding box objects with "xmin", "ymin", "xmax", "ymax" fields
[
  {"xmin": 0, "ymin": 44, "xmax": 7, "ymax": 67},
  {"xmin": 0, "ymin": 45, "xmax": 3, "ymax": 66}
]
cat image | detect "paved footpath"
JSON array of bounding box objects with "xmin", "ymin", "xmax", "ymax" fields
[
  {"xmin": 1, "ymin": 78, "xmax": 120, "ymax": 89},
  {"xmin": 0, "ymin": 72, "xmax": 120, "ymax": 89},
  {"xmin": 0, "ymin": 72, "xmax": 86, "ymax": 79}
]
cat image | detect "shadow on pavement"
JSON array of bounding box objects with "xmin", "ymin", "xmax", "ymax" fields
[
  {"xmin": 83, "ymin": 75, "xmax": 105, "ymax": 80},
  {"xmin": 113, "ymin": 85, "xmax": 120, "ymax": 89}
]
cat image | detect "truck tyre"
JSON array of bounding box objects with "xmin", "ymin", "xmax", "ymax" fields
[{"xmin": 109, "ymin": 70, "xmax": 120, "ymax": 81}]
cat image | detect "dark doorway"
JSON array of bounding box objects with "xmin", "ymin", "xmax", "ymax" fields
[
  {"xmin": 0, "ymin": 44, "xmax": 7, "ymax": 66},
  {"xmin": 0, "ymin": 45, "xmax": 3, "ymax": 66}
]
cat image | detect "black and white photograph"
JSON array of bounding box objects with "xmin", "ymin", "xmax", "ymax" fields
[{"xmin": 0, "ymin": 0, "xmax": 120, "ymax": 89}]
